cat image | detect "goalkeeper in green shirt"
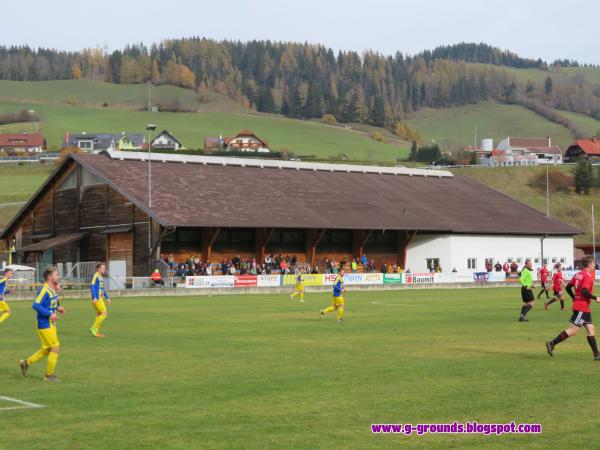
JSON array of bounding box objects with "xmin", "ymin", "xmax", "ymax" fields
[{"xmin": 518, "ymin": 259, "xmax": 536, "ymax": 322}]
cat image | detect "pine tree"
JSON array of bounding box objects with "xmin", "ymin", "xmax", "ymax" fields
[
  {"xmin": 544, "ymin": 76, "xmax": 553, "ymax": 96},
  {"xmin": 409, "ymin": 141, "xmax": 418, "ymax": 161},
  {"xmin": 574, "ymin": 159, "xmax": 593, "ymax": 194}
]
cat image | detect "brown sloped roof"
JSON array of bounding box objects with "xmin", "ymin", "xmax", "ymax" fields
[
  {"xmin": 0, "ymin": 133, "xmax": 45, "ymax": 148},
  {"xmin": 20, "ymin": 232, "xmax": 87, "ymax": 252},
  {"xmin": 69, "ymin": 153, "xmax": 577, "ymax": 236},
  {"xmin": 509, "ymin": 137, "xmax": 551, "ymax": 148}
]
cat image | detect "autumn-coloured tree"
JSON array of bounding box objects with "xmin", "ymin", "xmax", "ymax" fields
[{"xmin": 71, "ymin": 64, "xmax": 82, "ymax": 80}]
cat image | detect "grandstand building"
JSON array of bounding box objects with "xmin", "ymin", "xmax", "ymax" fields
[{"xmin": 1, "ymin": 151, "xmax": 577, "ymax": 276}]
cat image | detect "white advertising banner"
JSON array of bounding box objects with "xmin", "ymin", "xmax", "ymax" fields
[
  {"xmin": 257, "ymin": 274, "xmax": 281, "ymax": 287},
  {"xmin": 402, "ymin": 272, "xmax": 443, "ymax": 284},
  {"xmin": 185, "ymin": 275, "xmax": 235, "ymax": 288}
]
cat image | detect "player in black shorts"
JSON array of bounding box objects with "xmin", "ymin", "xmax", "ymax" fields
[
  {"xmin": 518, "ymin": 259, "xmax": 535, "ymax": 322},
  {"xmin": 546, "ymin": 256, "xmax": 600, "ymax": 361}
]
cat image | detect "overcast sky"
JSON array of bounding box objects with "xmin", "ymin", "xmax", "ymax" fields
[{"xmin": 2, "ymin": 0, "xmax": 596, "ymax": 64}]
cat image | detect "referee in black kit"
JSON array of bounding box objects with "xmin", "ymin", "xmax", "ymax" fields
[{"xmin": 518, "ymin": 259, "xmax": 535, "ymax": 322}]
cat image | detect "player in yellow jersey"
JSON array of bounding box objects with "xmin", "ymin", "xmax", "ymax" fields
[
  {"xmin": 290, "ymin": 270, "xmax": 305, "ymax": 302},
  {"xmin": 320, "ymin": 269, "xmax": 345, "ymax": 322},
  {"xmin": 90, "ymin": 262, "xmax": 111, "ymax": 337},
  {"xmin": 19, "ymin": 266, "xmax": 65, "ymax": 382},
  {"xmin": 0, "ymin": 268, "xmax": 14, "ymax": 326}
]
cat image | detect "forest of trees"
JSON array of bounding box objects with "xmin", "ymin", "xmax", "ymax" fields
[{"xmin": 0, "ymin": 40, "xmax": 598, "ymax": 130}]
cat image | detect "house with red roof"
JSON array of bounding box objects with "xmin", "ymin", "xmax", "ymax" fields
[
  {"xmin": 565, "ymin": 137, "xmax": 600, "ymax": 161},
  {"xmin": 0, "ymin": 133, "xmax": 46, "ymax": 154},
  {"xmin": 204, "ymin": 129, "xmax": 270, "ymax": 153}
]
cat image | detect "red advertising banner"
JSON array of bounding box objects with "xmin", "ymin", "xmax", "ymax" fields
[{"xmin": 234, "ymin": 275, "xmax": 258, "ymax": 287}]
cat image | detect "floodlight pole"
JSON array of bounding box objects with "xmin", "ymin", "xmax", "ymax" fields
[{"xmin": 146, "ymin": 123, "xmax": 157, "ymax": 267}]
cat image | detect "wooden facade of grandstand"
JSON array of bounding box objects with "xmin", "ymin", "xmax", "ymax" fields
[{"xmin": 1, "ymin": 151, "xmax": 578, "ymax": 276}]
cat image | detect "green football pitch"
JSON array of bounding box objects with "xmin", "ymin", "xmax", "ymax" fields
[{"xmin": 1, "ymin": 288, "xmax": 599, "ymax": 449}]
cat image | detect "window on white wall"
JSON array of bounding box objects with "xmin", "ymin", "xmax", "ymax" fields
[
  {"xmin": 543, "ymin": 258, "xmax": 549, "ymax": 265},
  {"xmin": 426, "ymin": 258, "xmax": 440, "ymax": 271},
  {"xmin": 467, "ymin": 258, "xmax": 477, "ymax": 270},
  {"xmin": 560, "ymin": 257, "xmax": 566, "ymax": 264},
  {"xmin": 517, "ymin": 257, "xmax": 523, "ymax": 264},
  {"xmin": 552, "ymin": 257, "xmax": 558, "ymax": 263},
  {"xmin": 534, "ymin": 257, "xmax": 540, "ymax": 264}
]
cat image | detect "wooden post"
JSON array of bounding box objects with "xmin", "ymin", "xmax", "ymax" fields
[
  {"xmin": 398, "ymin": 230, "xmax": 417, "ymax": 268},
  {"xmin": 202, "ymin": 227, "xmax": 221, "ymax": 262},
  {"xmin": 307, "ymin": 228, "xmax": 326, "ymax": 267},
  {"xmin": 354, "ymin": 230, "xmax": 373, "ymax": 258},
  {"xmin": 256, "ymin": 228, "xmax": 274, "ymax": 264}
]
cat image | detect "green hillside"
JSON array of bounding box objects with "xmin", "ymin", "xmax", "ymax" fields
[
  {"xmin": 0, "ymin": 79, "xmax": 410, "ymax": 162},
  {"xmin": 405, "ymin": 101, "xmax": 575, "ymax": 149},
  {"xmin": 0, "ymin": 101, "xmax": 408, "ymax": 161},
  {"xmin": 0, "ymin": 164, "xmax": 51, "ymax": 228},
  {"xmin": 559, "ymin": 110, "xmax": 600, "ymax": 136},
  {"xmin": 0, "ymin": 79, "xmax": 244, "ymax": 112},
  {"xmin": 471, "ymin": 63, "xmax": 600, "ymax": 87}
]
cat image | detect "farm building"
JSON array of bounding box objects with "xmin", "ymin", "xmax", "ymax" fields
[
  {"xmin": 0, "ymin": 133, "xmax": 46, "ymax": 153},
  {"xmin": 204, "ymin": 129, "xmax": 270, "ymax": 153},
  {"xmin": 0, "ymin": 151, "xmax": 577, "ymax": 278},
  {"xmin": 481, "ymin": 137, "xmax": 563, "ymax": 166},
  {"xmin": 564, "ymin": 137, "xmax": 600, "ymax": 161}
]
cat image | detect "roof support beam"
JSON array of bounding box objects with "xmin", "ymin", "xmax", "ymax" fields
[
  {"xmin": 202, "ymin": 227, "xmax": 221, "ymax": 262},
  {"xmin": 398, "ymin": 230, "xmax": 417, "ymax": 269},
  {"xmin": 255, "ymin": 228, "xmax": 274, "ymax": 265},
  {"xmin": 353, "ymin": 230, "xmax": 373, "ymax": 259},
  {"xmin": 307, "ymin": 228, "xmax": 326, "ymax": 268}
]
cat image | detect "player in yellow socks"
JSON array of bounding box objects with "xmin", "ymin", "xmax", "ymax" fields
[
  {"xmin": 320, "ymin": 269, "xmax": 345, "ymax": 322},
  {"xmin": 90, "ymin": 262, "xmax": 111, "ymax": 338},
  {"xmin": 0, "ymin": 268, "xmax": 14, "ymax": 326},
  {"xmin": 290, "ymin": 270, "xmax": 305, "ymax": 302},
  {"xmin": 19, "ymin": 266, "xmax": 64, "ymax": 382}
]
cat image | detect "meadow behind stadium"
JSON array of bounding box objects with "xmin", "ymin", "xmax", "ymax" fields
[{"xmin": 2, "ymin": 288, "xmax": 600, "ymax": 449}]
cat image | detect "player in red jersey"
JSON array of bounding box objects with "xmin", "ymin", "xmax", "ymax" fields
[
  {"xmin": 545, "ymin": 263, "xmax": 566, "ymax": 311},
  {"xmin": 536, "ymin": 264, "xmax": 550, "ymax": 299},
  {"xmin": 546, "ymin": 256, "xmax": 600, "ymax": 361}
]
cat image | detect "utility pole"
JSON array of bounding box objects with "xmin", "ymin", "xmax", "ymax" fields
[
  {"xmin": 546, "ymin": 162, "xmax": 550, "ymax": 218},
  {"xmin": 593, "ymin": 204, "xmax": 596, "ymax": 264}
]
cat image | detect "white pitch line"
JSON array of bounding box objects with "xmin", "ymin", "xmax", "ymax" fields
[
  {"xmin": 370, "ymin": 301, "xmax": 422, "ymax": 306},
  {"xmin": 0, "ymin": 396, "xmax": 45, "ymax": 411}
]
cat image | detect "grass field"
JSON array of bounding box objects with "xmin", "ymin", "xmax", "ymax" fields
[
  {"xmin": 1, "ymin": 288, "xmax": 599, "ymax": 449},
  {"xmin": 405, "ymin": 101, "xmax": 574, "ymax": 149}
]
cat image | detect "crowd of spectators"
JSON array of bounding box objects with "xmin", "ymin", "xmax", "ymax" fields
[{"xmin": 162, "ymin": 253, "xmax": 383, "ymax": 277}]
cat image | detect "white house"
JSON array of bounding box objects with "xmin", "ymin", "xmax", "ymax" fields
[
  {"xmin": 204, "ymin": 129, "xmax": 271, "ymax": 153},
  {"xmin": 151, "ymin": 130, "xmax": 183, "ymax": 151},
  {"xmin": 0, "ymin": 133, "xmax": 46, "ymax": 153}
]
